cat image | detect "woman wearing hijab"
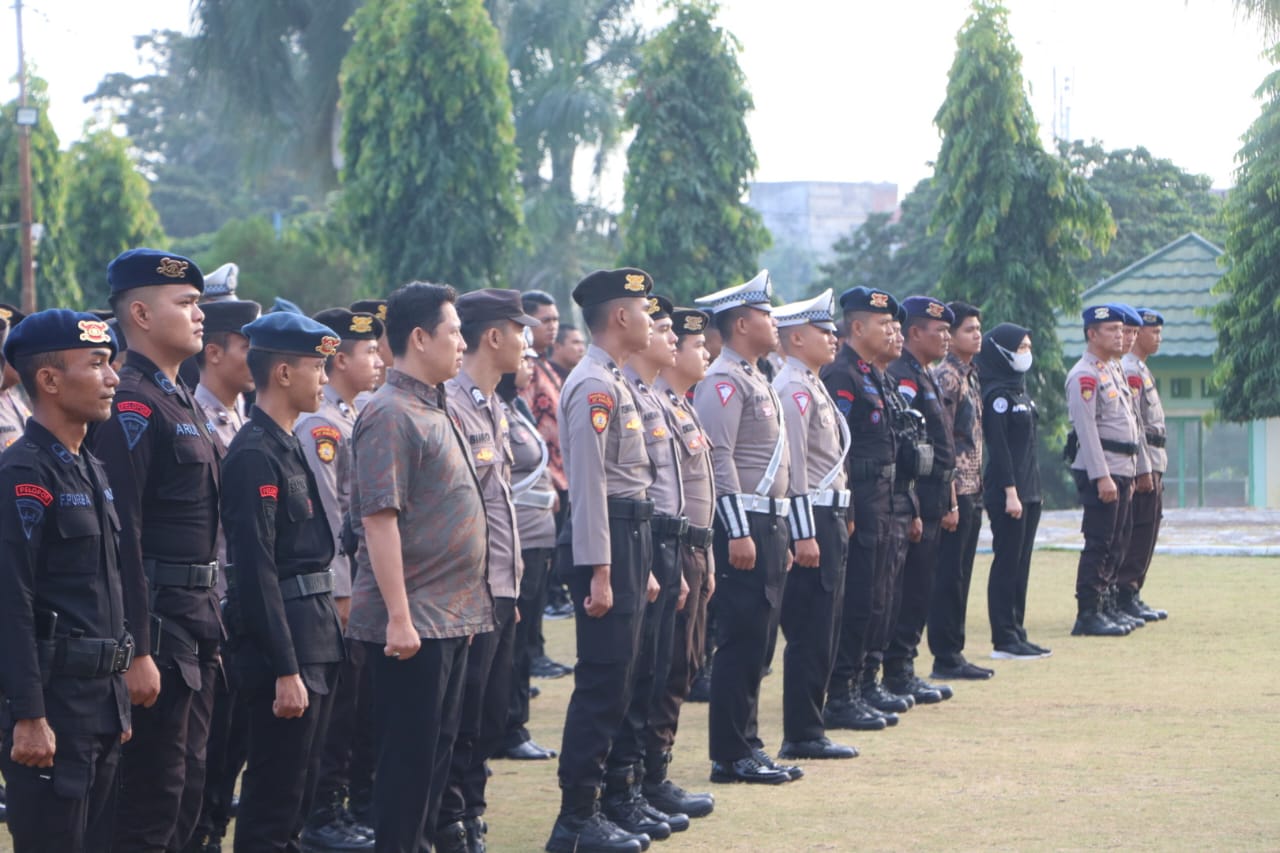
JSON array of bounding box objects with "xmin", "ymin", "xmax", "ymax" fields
[{"xmin": 977, "ymin": 323, "xmax": 1051, "ymax": 660}]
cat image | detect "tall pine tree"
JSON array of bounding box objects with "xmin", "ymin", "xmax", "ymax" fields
[
  {"xmin": 619, "ymin": 0, "xmax": 769, "ymax": 304},
  {"xmin": 339, "ymin": 0, "xmax": 523, "ymax": 290},
  {"xmin": 1213, "ymin": 49, "xmax": 1280, "ymax": 422},
  {"xmin": 931, "ymin": 0, "xmax": 1114, "ymax": 505}
]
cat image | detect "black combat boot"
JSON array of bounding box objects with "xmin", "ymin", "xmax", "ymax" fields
[
  {"xmin": 1072, "ymin": 600, "xmax": 1129, "ymax": 636},
  {"xmin": 860, "ymin": 670, "xmax": 914, "ymax": 714},
  {"xmin": 1118, "ymin": 587, "xmax": 1160, "ymax": 622},
  {"xmin": 546, "ymin": 786, "xmax": 648, "ymax": 853},
  {"xmin": 642, "ymin": 751, "xmax": 714, "ymax": 818},
  {"xmin": 463, "ymin": 817, "xmax": 487, "ymax": 853},
  {"xmin": 435, "ymin": 821, "xmax": 469, "ymax": 853},
  {"xmin": 601, "ymin": 765, "xmax": 671, "ymax": 840},
  {"xmin": 1104, "ymin": 587, "xmax": 1143, "ymax": 630}
]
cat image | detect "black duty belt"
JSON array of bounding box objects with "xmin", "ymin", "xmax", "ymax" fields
[
  {"xmin": 850, "ymin": 460, "xmax": 895, "ymax": 483},
  {"xmin": 607, "ymin": 498, "xmax": 655, "ymax": 522},
  {"xmin": 1100, "ymin": 439, "xmax": 1139, "ymax": 456},
  {"xmin": 651, "ymin": 515, "xmax": 689, "ymax": 538},
  {"xmin": 279, "ymin": 571, "xmax": 335, "ymax": 601},
  {"xmin": 146, "ymin": 559, "xmax": 219, "ymax": 590},
  {"xmin": 685, "ymin": 525, "xmax": 713, "ymax": 549},
  {"xmin": 1145, "ymin": 432, "xmax": 1167, "ymax": 448},
  {"xmin": 43, "ymin": 633, "xmax": 135, "ymax": 678}
]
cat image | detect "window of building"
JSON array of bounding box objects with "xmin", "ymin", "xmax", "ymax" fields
[{"xmin": 1169, "ymin": 377, "xmax": 1192, "ymax": 398}]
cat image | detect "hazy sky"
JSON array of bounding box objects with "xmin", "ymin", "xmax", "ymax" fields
[{"xmin": 1, "ymin": 0, "xmax": 1274, "ymax": 205}]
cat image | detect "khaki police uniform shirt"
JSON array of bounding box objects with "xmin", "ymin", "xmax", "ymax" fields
[
  {"xmin": 774, "ymin": 356, "xmax": 847, "ymax": 540},
  {"xmin": 559, "ymin": 345, "xmax": 653, "ymax": 568},
  {"xmin": 1066, "ymin": 352, "xmax": 1143, "ymax": 480},
  {"xmin": 1121, "ymin": 352, "xmax": 1167, "ymax": 474},
  {"xmin": 624, "ymin": 365, "xmax": 683, "ymax": 520},
  {"xmin": 693, "ymin": 345, "xmax": 790, "ymax": 538},
  {"xmin": 294, "ymin": 384, "xmax": 358, "ymax": 598},
  {"xmin": 655, "ymin": 377, "xmax": 713, "ymax": 532},
  {"xmin": 0, "ymin": 386, "xmax": 31, "ymax": 451},
  {"xmin": 446, "ymin": 368, "xmax": 522, "ymax": 600},
  {"xmin": 194, "ymin": 383, "xmax": 247, "ymax": 451}
]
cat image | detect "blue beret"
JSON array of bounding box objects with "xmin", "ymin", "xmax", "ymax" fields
[
  {"xmin": 573, "ymin": 268, "xmax": 653, "ymax": 307},
  {"xmin": 3, "ymin": 309, "xmax": 119, "ymax": 363},
  {"xmin": 1107, "ymin": 302, "xmax": 1143, "ymax": 327},
  {"xmin": 839, "ymin": 286, "xmax": 899, "ymax": 316},
  {"xmin": 271, "ymin": 297, "xmax": 305, "ymax": 315},
  {"xmin": 1136, "ymin": 307, "xmax": 1164, "ymax": 327},
  {"xmin": 1082, "ymin": 304, "xmax": 1123, "ymax": 326},
  {"xmin": 108, "ymin": 248, "xmax": 204, "ymax": 295},
  {"xmin": 901, "ymin": 295, "xmax": 956, "ymax": 325},
  {"xmin": 242, "ymin": 313, "xmax": 340, "ymax": 357}
]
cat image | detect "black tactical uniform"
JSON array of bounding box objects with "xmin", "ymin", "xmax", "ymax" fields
[
  {"xmin": 222, "ymin": 406, "xmax": 345, "ymax": 851},
  {"xmin": 0, "ymin": 421, "xmax": 132, "ymax": 853},
  {"xmin": 94, "ymin": 348, "xmax": 225, "ymax": 852}
]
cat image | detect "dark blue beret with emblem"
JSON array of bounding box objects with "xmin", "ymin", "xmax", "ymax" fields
[
  {"xmin": 1082, "ymin": 304, "xmax": 1123, "ymax": 327},
  {"xmin": 901, "ymin": 295, "xmax": 956, "ymax": 325},
  {"xmin": 108, "ymin": 248, "xmax": 204, "ymax": 295},
  {"xmin": 1136, "ymin": 307, "xmax": 1164, "ymax": 327},
  {"xmin": 573, "ymin": 267, "xmax": 654, "ymax": 307},
  {"xmin": 671, "ymin": 308, "xmax": 711, "ymax": 337},
  {"xmin": 270, "ymin": 296, "xmax": 305, "ymax": 315},
  {"xmin": 839, "ymin": 286, "xmax": 899, "ymax": 316},
  {"xmin": 3, "ymin": 308, "xmax": 119, "ymax": 363},
  {"xmin": 242, "ymin": 312, "xmax": 341, "ymax": 358},
  {"xmin": 313, "ymin": 308, "xmax": 384, "ymax": 341}
]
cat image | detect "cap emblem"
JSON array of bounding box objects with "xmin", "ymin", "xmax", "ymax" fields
[
  {"xmin": 350, "ymin": 315, "xmax": 374, "ymax": 334},
  {"xmin": 624, "ymin": 274, "xmax": 647, "ymax": 292},
  {"xmin": 156, "ymin": 257, "xmax": 190, "ymax": 279},
  {"xmin": 870, "ymin": 292, "xmax": 889, "ymax": 309},
  {"xmin": 77, "ymin": 319, "xmax": 112, "ymax": 344},
  {"xmin": 316, "ymin": 335, "xmax": 340, "ymax": 357}
]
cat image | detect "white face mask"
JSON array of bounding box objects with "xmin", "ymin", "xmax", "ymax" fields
[{"xmin": 1010, "ymin": 351, "xmax": 1033, "ymax": 373}]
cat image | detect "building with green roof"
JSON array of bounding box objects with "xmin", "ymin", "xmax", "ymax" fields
[{"xmin": 1055, "ymin": 233, "xmax": 1280, "ymax": 508}]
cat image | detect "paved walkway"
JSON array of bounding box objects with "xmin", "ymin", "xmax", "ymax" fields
[{"xmin": 976, "ymin": 507, "xmax": 1280, "ymax": 557}]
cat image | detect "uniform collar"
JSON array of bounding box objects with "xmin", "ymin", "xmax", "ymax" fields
[
  {"xmin": 124, "ymin": 350, "xmax": 185, "ymax": 397},
  {"xmin": 248, "ymin": 406, "xmax": 299, "ymax": 449},
  {"xmin": 22, "ymin": 418, "xmax": 84, "ymax": 466},
  {"xmin": 783, "ymin": 355, "xmax": 817, "ymax": 378},
  {"xmin": 322, "ymin": 383, "xmax": 355, "ymax": 418},
  {"xmin": 386, "ymin": 367, "xmax": 446, "ymax": 410},
  {"xmin": 720, "ymin": 345, "xmax": 752, "ymax": 370},
  {"xmin": 453, "ymin": 366, "xmax": 492, "ymax": 410}
]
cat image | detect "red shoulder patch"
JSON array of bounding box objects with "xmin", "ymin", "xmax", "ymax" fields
[
  {"xmin": 117, "ymin": 400, "xmax": 152, "ymax": 418},
  {"xmin": 836, "ymin": 389, "xmax": 855, "ymax": 402},
  {"xmin": 15, "ymin": 484, "xmax": 54, "ymax": 506},
  {"xmin": 1127, "ymin": 375, "xmax": 1142, "ymax": 391},
  {"xmin": 1078, "ymin": 376, "xmax": 1097, "ymax": 389},
  {"xmin": 587, "ymin": 391, "xmax": 614, "ymax": 410},
  {"xmin": 310, "ymin": 425, "xmax": 341, "ymax": 441},
  {"xmin": 259, "ymin": 485, "xmax": 279, "ymax": 500},
  {"xmin": 715, "ymin": 382, "xmax": 736, "ymax": 406}
]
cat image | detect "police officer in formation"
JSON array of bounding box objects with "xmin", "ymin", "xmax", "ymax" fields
[
  {"xmin": 3, "ymin": 251, "xmax": 1188, "ymax": 853},
  {"xmin": 0, "ymin": 310, "xmax": 131, "ymax": 853},
  {"xmin": 693, "ymin": 271, "xmax": 798, "ymax": 786},
  {"xmin": 771, "ymin": 291, "xmax": 857, "ymax": 760}
]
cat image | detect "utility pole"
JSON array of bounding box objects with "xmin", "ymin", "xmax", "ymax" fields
[{"xmin": 15, "ymin": 0, "xmax": 36, "ymax": 313}]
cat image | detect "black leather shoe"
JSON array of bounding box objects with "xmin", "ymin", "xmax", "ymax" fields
[
  {"xmin": 753, "ymin": 748, "xmax": 803, "ymax": 781},
  {"xmin": 546, "ymin": 812, "xmax": 647, "ymax": 853},
  {"xmin": 1134, "ymin": 595, "xmax": 1167, "ymax": 620},
  {"xmin": 435, "ymin": 821, "xmax": 469, "ymax": 853},
  {"xmin": 884, "ymin": 674, "xmax": 951, "ymax": 704},
  {"xmin": 301, "ymin": 818, "xmax": 375, "ymax": 851},
  {"xmin": 931, "ymin": 659, "xmax": 995, "ymax": 680},
  {"xmin": 530, "ymin": 685, "xmax": 541, "ymax": 699},
  {"xmin": 709, "ymin": 756, "xmax": 792, "ymax": 785},
  {"xmin": 688, "ymin": 669, "xmax": 711, "ymax": 703},
  {"xmin": 862, "ymin": 680, "xmax": 913, "ymax": 713},
  {"xmin": 1072, "ymin": 608, "xmax": 1129, "ymax": 637},
  {"xmin": 503, "ymin": 739, "xmax": 557, "ymax": 760},
  {"xmin": 992, "ymin": 641, "xmax": 1048, "ymax": 659},
  {"xmin": 531, "ymin": 656, "xmax": 574, "ymax": 678},
  {"xmin": 778, "ymin": 737, "xmax": 857, "ymax": 760},
  {"xmin": 823, "ymin": 699, "xmax": 887, "ymax": 731},
  {"xmin": 642, "ymin": 779, "xmax": 714, "ymax": 818},
  {"xmin": 1119, "ymin": 591, "xmax": 1160, "ymax": 622},
  {"xmin": 464, "ymin": 817, "xmax": 487, "ymax": 853},
  {"xmin": 1021, "ymin": 640, "xmax": 1052, "ymax": 658}
]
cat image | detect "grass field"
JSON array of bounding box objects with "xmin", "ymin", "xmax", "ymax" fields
[{"xmin": 4, "ymin": 552, "xmax": 1277, "ymax": 851}]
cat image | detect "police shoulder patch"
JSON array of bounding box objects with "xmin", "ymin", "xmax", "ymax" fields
[
  {"xmin": 792, "ymin": 391, "xmax": 810, "ymax": 415},
  {"xmin": 992, "ymin": 396, "xmax": 1009, "ymax": 414},
  {"xmin": 715, "ymin": 382, "xmax": 736, "ymax": 406},
  {"xmin": 590, "ymin": 405, "xmax": 610, "ymax": 434}
]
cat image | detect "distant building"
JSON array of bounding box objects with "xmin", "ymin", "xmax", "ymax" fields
[
  {"xmin": 749, "ymin": 181, "xmax": 898, "ymax": 300},
  {"xmin": 1054, "ymin": 233, "xmax": 1280, "ymax": 509}
]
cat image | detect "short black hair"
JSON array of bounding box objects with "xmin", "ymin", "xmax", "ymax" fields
[
  {"xmin": 948, "ymin": 301, "xmax": 981, "ymax": 328},
  {"xmin": 461, "ymin": 318, "xmax": 509, "ymax": 352},
  {"xmin": 713, "ymin": 306, "xmax": 750, "ymax": 341},
  {"xmin": 15, "ymin": 351, "xmax": 65, "ymax": 400},
  {"xmin": 521, "ymin": 290, "xmax": 555, "ymax": 316},
  {"xmin": 555, "ymin": 324, "xmax": 578, "ymax": 344},
  {"xmin": 194, "ymin": 330, "xmax": 234, "ymax": 370},
  {"xmin": 246, "ymin": 349, "xmax": 306, "ymax": 389},
  {"xmin": 386, "ymin": 281, "xmax": 458, "ymax": 357},
  {"xmin": 903, "ymin": 314, "xmax": 934, "ymax": 336},
  {"xmin": 582, "ymin": 301, "xmax": 609, "ymax": 334}
]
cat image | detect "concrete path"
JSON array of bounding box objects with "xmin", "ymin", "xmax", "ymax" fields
[{"xmin": 976, "ymin": 507, "xmax": 1280, "ymax": 557}]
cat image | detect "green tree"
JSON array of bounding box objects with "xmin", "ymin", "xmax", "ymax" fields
[
  {"xmin": 1062, "ymin": 140, "xmax": 1226, "ymax": 285},
  {"xmin": 619, "ymin": 0, "xmax": 770, "ymax": 304},
  {"xmin": 339, "ymin": 0, "xmax": 523, "ymax": 289},
  {"xmin": 814, "ymin": 212, "xmax": 897, "ymax": 294},
  {"xmin": 64, "ymin": 128, "xmax": 165, "ymax": 300},
  {"xmin": 0, "ymin": 78, "xmax": 78, "ymax": 308},
  {"xmin": 488, "ymin": 0, "xmax": 641, "ymax": 302},
  {"xmin": 1234, "ymin": 0, "xmax": 1280, "ymax": 35},
  {"xmin": 1213, "ymin": 52, "xmax": 1280, "ymax": 422},
  {"xmin": 932, "ymin": 0, "xmax": 1114, "ymax": 506}
]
